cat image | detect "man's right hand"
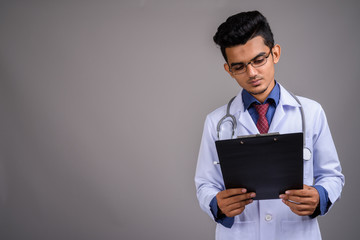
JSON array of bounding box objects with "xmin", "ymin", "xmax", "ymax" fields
[{"xmin": 216, "ymin": 188, "xmax": 256, "ymax": 217}]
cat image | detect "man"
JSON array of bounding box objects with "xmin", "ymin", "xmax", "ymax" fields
[{"xmin": 195, "ymin": 11, "xmax": 344, "ymax": 239}]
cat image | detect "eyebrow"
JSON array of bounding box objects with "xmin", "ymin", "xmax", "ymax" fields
[{"xmin": 230, "ymin": 52, "xmax": 267, "ymax": 67}]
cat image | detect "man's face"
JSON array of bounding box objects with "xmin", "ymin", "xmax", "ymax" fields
[{"xmin": 224, "ymin": 36, "xmax": 281, "ymax": 103}]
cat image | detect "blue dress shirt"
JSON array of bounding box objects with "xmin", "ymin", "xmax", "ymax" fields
[{"xmin": 210, "ymin": 82, "xmax": 330, "ymax": 228}]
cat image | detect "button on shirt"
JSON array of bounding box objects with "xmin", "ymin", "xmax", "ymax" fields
[
  {"xmin": 209, "ymin": 81, "xmax": 330, "ymax": 228},
  {"xmin": 265, "ymin": 214, "xmax": 272, "ymax": 222}
]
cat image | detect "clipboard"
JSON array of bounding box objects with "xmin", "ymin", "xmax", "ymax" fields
[{"xmin": 215, "ymin": 132, "xmax": 303, "ymax": 200}]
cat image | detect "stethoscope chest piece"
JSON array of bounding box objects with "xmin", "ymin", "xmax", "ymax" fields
[{"xmin": 303, "ymin": 147, "xmax": 312, "ymax": 161}]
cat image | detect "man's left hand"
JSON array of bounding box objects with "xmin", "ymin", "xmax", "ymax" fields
[{"xmin": 279, "ymin": 184, "xmax": 319, "ymax": 216}]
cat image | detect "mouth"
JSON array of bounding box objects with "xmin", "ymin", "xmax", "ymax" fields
[{"xmin": 248, "ymin": 78, "xmax": 262, "ymax": 87}]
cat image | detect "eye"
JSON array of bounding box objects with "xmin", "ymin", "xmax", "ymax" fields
[
  {"xmin": 232, "ymin": 64, "xmax": 245, "ymax": 71},
  {"xmin": 252, "ymin": 57, "xmax": 266, "ymax": 66}
]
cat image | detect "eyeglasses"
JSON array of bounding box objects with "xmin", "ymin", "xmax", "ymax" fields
[{"xmin": 229, "ymin": 51, "xmax": 272, "ymax": 75}]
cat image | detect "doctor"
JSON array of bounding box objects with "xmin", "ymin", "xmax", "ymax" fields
[{"xmin": 195, "ymin": 11, "xmax": 344, "ymax": 240}]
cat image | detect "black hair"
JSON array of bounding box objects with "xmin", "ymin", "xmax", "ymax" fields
[{"xmin": 213, "ymin": 11, "xmax": 274, "ymax": 62}]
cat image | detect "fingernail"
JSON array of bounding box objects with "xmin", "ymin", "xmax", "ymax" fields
[
  {"xmin": 285, "ymin": 191, "xmax": 290, "ymax": 194},
  {"xmin": 279, "ymin": 194, "xmax": 284, "ymax": 199},
  {"xmin": 242, "ymin": 189, "xmax": 247, "ymax": 193},
  {"xmin": 250, "ymin": 193, "xmax": 256, "ymax": 198}
]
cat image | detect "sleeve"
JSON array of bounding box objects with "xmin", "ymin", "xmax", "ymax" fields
[
  {"xmin": 194, "ymin": 114, "xmax": 225, "ymax": 220},
  {"xmin": 310, "ymin": 185, "xmax": 331, "ymax": 218},
  {"xmin": 312, "ymin": 106, "xmax": 345, "ymax": 212},
  {"xmin": 209, "ymin": 196, "xmax": 234, "ymax": 228}
]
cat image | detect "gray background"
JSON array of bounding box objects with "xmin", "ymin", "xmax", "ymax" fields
[{"xmin": 0, "ymin": 0, "xmax": 359, "ymax": 239}]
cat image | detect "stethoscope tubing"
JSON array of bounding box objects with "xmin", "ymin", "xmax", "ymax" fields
[{"xmin": 216, "ymin": 96, "xmax": 237, "ymax": 140}]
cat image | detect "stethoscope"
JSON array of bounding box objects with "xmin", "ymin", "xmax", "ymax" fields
[{"xmin": 216, "ymin": 93, "xmax": 312, "ymax": 161}]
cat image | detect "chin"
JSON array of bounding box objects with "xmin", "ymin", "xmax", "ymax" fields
[{"xmin": 249, "ymin": 86, "xmax": 267, "ymax": 95}]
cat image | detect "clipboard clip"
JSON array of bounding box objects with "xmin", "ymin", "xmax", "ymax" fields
[
  {"xmin": 237, "ymin": 132, "xmax": 280, "ymax": 144},
  {"xmin": 237, "ymin": 132, "xmax": 280, "ymax": 139}
]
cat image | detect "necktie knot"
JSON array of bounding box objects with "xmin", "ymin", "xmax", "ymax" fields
[
  {"xmin": 254, "ymin": 103, "xmax": 270, "ymax": 134},
  {"xmin": 254, "ymin": 103, "xmax": 270, "ymax": 117}
]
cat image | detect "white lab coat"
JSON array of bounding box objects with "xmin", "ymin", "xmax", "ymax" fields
[{"xmin": 195, "ymin": 84, "xmax": 344, "ymax": 240}]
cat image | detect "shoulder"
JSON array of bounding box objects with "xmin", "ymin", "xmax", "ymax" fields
[
  {"xmin": 295, "ymin": 95, "xmax": 329, "ymax": 132},
  {"xmin": 296, "ymin": 96, "xmax": 321, "ymax": 108},
  {"xmin": 279, "ymin": 84, "xmax": 324, "ymax": 113},
  {"xmin": 206, "ymin": 103, "xmax": 228, "ymax": 124},
  {"xmin": 296, "ymin": 96, "xmax": 324, "ymax": 114}
]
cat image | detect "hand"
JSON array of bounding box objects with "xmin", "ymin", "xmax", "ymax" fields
[
  {"xmin": 279, "ymin": 184, "xmax": 319, "ymax": 216},
  {"xmin": 216, "ymin": 188, "xmax": 256, "ymax": 218}
]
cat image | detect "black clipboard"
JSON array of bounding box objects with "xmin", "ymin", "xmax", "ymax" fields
[{"xmin": 215, "ymin": 132, "xmax": 303, "ymax": 200}]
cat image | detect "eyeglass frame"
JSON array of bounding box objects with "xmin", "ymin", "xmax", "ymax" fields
[{"xmin": 228, "ymin": 50, "xmax": 273, "ymax": 75}]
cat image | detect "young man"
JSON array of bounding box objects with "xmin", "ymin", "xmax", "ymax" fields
[{"xmin": 195, "ymin": 11, "xmax": 344, "ymax": 240}]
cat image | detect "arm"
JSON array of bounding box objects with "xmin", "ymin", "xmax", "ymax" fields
[
  {"xmin": 195, "ymin": 115, "xmax": 255, "ymax": 224},
  {"xmin": 281, "ymin": 104, "xmax": 344, "ymax": 216},
  {"xmin": 195, "ymin": 115, "xmax": 224, "ymax": 219},
  {"xmin": 311, "ymin": 106, "xmax": 344, "ymax": 209}
]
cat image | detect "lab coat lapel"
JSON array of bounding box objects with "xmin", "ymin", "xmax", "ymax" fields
[
  {"xmin": 269, "ymin": 84, "xmax": 301, "ymax": 132},
  {"xmin": 231, "ymin": 93, "xmax": 259, "ymax": 135},
  {"xmin": 238, "ymin": 110, "xmax": 259, "ymax": 135},
  {"xmin": 268, "ymin": 103, "xmax": 285, "ymax": 133}
]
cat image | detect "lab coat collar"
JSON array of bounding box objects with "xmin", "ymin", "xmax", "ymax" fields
[
  {"xmin": 229, "ymin": 83, "xmax": 300, "ymax": 115},
  {"xmin": 229, "ymin": 83, "xmax": 301, "ymax": 134},
  {"xmin": 278, "ymin": 84, "xmax": 301, "ymax": 108}
]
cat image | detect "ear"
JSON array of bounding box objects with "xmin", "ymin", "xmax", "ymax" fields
[
  {"xmin": 272, "ymin": 44, "xmax": 281, "ymax": 64},
  {"xmin": 224, "ymin": 63, "xmax": 235, "ymax": 78}
]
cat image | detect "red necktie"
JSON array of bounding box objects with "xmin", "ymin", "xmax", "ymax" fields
[{"xmin": 254, "ymin": 103, "xmax": 269, "ymax": 134}]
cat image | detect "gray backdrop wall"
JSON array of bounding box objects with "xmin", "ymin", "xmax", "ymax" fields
[{"xmin": 1, "ymin": 0, "xmax": 359, "ymax": 239}]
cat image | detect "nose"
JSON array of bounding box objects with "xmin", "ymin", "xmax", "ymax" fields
[{"xmin": 246, "ymin": 64, "xmax": 258, "ymax": 77}]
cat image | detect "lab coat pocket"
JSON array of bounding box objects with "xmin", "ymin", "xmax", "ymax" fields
[
  {"xmin": 216, "ymin": 220, "xmax": 256, "ymax": 240},
  {"xmin": 233, "ymin": 221, "xmax": 256, "ymax": 240},
  {"xmin": 281, "ymin": 218, "xmax": 320, "ymax": 239}
]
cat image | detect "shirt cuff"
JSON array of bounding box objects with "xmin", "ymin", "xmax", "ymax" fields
[
  {"xmin": 310, "ymin": 185, "xmax": 331, "ymax": 218},
  {"xmin": 209, "ymin": 196, "xmax": 234, "ymax": 228}
]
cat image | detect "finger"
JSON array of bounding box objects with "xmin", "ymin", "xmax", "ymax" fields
[
  {"xmin": 288, "ymin": 196, "xmax": 319, "ymax": 207},
  {"xmin": 220, "ymin": 194, "xmax": 255, "ymax": 214},
  {"xmin": 283, "ymin": 199, "xmax": 308, "ymax": 210},
  {"xmin": 289, "ymin": 206, "xmax": 315, "ymax": 216},
  {"xmin": 282, "ymin": 199, "xmax": 316, "ymax": 215},
  {"xmin": 287, "ymin": 185, "xmax": 319, "ymax": 196},
  {"xmin": 227, "ymin": 198, "xmax": 254, "ymax": 210},
  {"xmin": 285, "ymin": 195, "xmax": 313, "ymax": 204},
  {"xmin": 223, "ymin": 199, "xmax": 254, "ymax": 217},
  {"xmin": 279, "ymin": 193, "xmax": 303, "ymax": 201},
  {"xmin": 285, "ymin": 189, "xmax": 314, "ymax": 197},
  {"xmin": 218, "ymin": 188, "xmax": 248, "ymax": 198},
  {"xmin": 232, "ymin": 192, "xmax": 256, "ymax": 201},
  {"xmin": 226, "ymin": 207, "xmax": 245, "ymax": 217},
  {"xmin": 288, "ymin": 207, "xmax": 314, "ymax": 216},
  {"xmin": 224, "ymin": 192, "xmax": 256, "ymax": 205},
  {"xmin": 217, "ymin": 191, "xmax": 256, "ymax": 214}
]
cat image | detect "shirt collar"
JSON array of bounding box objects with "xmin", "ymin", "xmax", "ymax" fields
[{"xmin": 242, "ymin": 81, "xmax": 280, "ymax": 110}]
